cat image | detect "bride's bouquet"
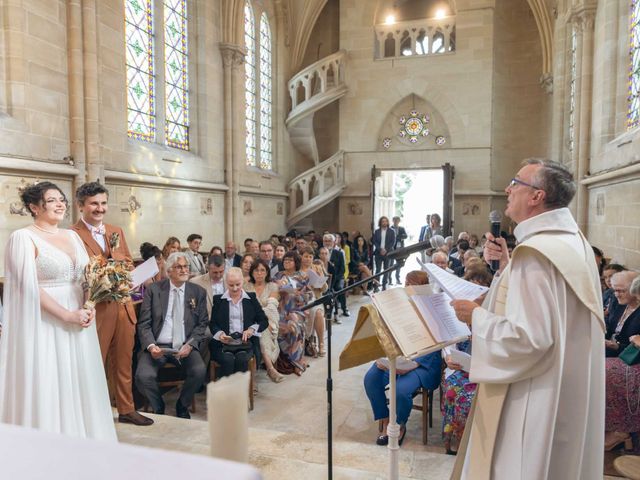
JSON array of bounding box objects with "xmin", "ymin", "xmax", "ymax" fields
[{"xmin": 83, "ymin": 256, "xmax": 133, "ymax": 309}]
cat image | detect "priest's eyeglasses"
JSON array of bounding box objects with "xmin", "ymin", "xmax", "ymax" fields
[{"xmin": 508, "ymin": 178, "xmax": 543, "ymax": 190}]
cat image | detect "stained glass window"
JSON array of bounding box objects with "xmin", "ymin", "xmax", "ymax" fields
[
  {"xmin": 259, "ymin": 13, "xmax": 273, "ymax": 170},
  {"xmin": 126, "ymin": 0, "xmax": 155, "ymax": 142},
  {"xmin": 568, "ymin": 27, "xmax": 577, "ymax": 152},
  {"xmin": 164, "ymin": 0, "xmax": 189, "ymax": 149},
  {"xmin": 629, "ymin": 0, "xmax": 640, "ymax": 129},
  {"xmin": 244, "ymin": 2, "xmax": 257, "ymax": 167}
]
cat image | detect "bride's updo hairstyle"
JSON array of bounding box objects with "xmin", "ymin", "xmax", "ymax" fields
[{"xmin": 20, "ymin": 181, "xmax": 68, "ymax": 218}]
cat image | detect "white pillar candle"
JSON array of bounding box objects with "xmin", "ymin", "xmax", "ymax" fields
[{"xmin": 207, "ymin": 371, "xmax": 250, "ymax": 463}]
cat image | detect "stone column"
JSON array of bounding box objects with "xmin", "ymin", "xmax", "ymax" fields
[
  {"xmin": 573, "ymin": 9, "xmax": 596, "ymax": 231},
  {"xmin": 220, "ymin": 43, "xmax": 246, "ymax": 242},
  {"xmin": 81, "ymin": 0, "xmax": 101, "ymax": 183}
]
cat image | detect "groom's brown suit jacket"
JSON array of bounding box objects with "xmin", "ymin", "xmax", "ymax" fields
[{"xmin": 71, "ymin": 220, "xmax": 137, "ymax": 414}]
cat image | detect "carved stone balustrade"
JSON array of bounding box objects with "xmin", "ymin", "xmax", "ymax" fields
[
  {"xmin": 374, "ymin": 16, "xmax": 456, "ymax": 60},
  {"xmin": 287, "ymin": 150, "xmax": 346, "ymax": 228}
]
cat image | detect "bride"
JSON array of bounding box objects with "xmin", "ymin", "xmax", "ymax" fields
[{"xmin": 0, "ymin": 181, "xmax": 116, "ymax": 440}]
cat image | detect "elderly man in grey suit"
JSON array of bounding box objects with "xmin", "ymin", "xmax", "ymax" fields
[{"xmin": 135, "ymin": 252, "xmax": 208, "ymax": 419}]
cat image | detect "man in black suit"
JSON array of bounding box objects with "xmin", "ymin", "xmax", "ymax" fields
[
  {"xmin": 323, "ymin": 233, "xmax": 349, "ymax": 322},
  {"xmin": 391, "ymin": 216, "xmax": 408, "ymax": 285},
  {"xmin": 135, "ymin": 252, "xmax": 209, "ymax": 419},
  {"xmin": 372, "ymin": 216, "xmax": 396, "ymax": 291},
  {"xmin": 209, "ymin": 267, "xmax": 269, "ymax": 378},
  {"xmin": 224, "ymin": 241, "xmax": 242, "ymax": 269}
]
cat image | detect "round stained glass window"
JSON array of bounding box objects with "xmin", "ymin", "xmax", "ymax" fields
[{"xmin": 396, "ymin": 110, "xmax": 446, "ymax": 147}]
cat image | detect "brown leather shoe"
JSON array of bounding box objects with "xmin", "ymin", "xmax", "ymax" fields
[{"xmin": 118, "ymin": 411, "xmax": 154, "ymax": 426}]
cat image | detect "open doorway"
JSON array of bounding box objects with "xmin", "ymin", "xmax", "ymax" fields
[{"xmin": 371, "ymin": 165, "xmax": 454, "ymax": 282}]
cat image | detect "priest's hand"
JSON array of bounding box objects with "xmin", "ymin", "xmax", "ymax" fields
[
  {"xmin": 175, "ymin": 343, "xmax": 192, "ymax": 359},
  {"xmin": 450, "ymin": 299, "xmax": 479, "ymax": 325},
  {"xmin": 483, "ymin": 232, "xmax": 509, "ymax": 273}
]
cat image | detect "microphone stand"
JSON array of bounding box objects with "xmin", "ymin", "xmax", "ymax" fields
[{"xmin": 300, "ymin": 258, "xmax": 406, "ymax": 480}]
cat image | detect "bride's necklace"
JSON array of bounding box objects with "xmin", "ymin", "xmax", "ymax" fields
[{"xmin": 33, "ymin": 223, "xmax": 59, "ymax": 234}]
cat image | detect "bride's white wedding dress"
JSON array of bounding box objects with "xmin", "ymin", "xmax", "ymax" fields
[{"xmin": 0, "ymin": 228, "xmax": 116, "ymax": 440}]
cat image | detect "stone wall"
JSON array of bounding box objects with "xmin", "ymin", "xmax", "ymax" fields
[{"xmin": 0, "ymin": 0, "xmax": 291, "ymax": 274}]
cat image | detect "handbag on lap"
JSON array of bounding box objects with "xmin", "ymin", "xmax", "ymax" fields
[{"xmin": 619, "ymin": 343, "xmax": 640, "ymax": 365}]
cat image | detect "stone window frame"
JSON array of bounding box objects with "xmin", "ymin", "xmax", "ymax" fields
[{"xmin": 244, "ymin": 0, "xmax": 275, "ymax": 173}]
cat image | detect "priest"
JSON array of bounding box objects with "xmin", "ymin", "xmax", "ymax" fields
[{"xmin": 450, "ymin": 159, "xmax": 604, "ymax": 480}]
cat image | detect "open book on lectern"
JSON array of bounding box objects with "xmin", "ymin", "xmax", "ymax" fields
[{"xmin": 369, "ymin": 285, "xmax": 471, "ymax": 359}]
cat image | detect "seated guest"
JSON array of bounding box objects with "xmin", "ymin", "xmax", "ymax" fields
[
  {"xmin": 224, "ymin": 241, "xmax": 242, "ymax": 269},
  {"xmin": 240, "ymin": 253, "xmax": 255, "ymax": 283},
  {"xmin": 135, "ymin": 252, "xmax": 209, "ymax": 418},
  {"xmin": 606, "ymin": 271, "xmax": 640, "ymax": 357},
  {"xmin": 132, "ymin": 243, "xmax": 167, "ymax": 302},
  {"xmin": 209, "ymin": 267, "xmax": 268, "ymax": 378},
  {"xmin": 351, "ymin": 235, "xmax": 370, "ymax": 274},
  {"xmin": 184, "ymin": 233, "xmax": 206, "ymax": 276},
  {"xmin": 273, "ymin": 251, "xmax": 310, "ymax": 374},
  {"xmin": 453, "ymin": 249, "xmax": 479, "ymax": 277},
  {"xmin": 300, "ymin": 246, "xmax": 328, "ymax": 357},
  {"xmin": 605, "ymin": 332, "xmax": 640, "ymax": 451},
  {"xmin": 191, "ymin": 254, "xmax": 226, "ymax": 317},
  {"xmin": 140, "ymin": 242, "xmax": 167, "ymax": 285},
  {"xmin": 603, "ymin": 263, "xmax": 626, "ymax": 319},
  {"xmin": 209, "ymin": 245, "xmax": 223, "ymax": 258},
  {"xmin": 363, "ymin": 272, "xmax": 442, "ymax": 446},
  {"xmin": 440, "ymin": 264, "xmax": 491, "ymax": 454},
  {"xmin": 605, "ymin": 275, "xmax": 640, "ymax": 451},
  {"xmin": 162, "ymin": 236, "xmax": 181, "ymax": 259},
  {"xmin": 244, "ymin": 260, "xmax": 283, "ymax": 383}
]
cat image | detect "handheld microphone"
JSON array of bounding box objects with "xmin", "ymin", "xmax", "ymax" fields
[
  {"xmin": 489, "ymin": 210, "xmax": 502, "ymax": 271},
  {"xmin": 386, "ymin": 239, "xmax": 432, "ymax": 261}
]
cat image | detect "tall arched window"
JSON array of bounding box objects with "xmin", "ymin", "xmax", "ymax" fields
[
  {"xmin": 164, "ymin": 0, "xmax": 189, "ymax": 150},
  {"xmin": 125, "ymin": 0, "xmax": 155, "ymax": 142},
  {"xmin": 244, "ymin": 2, "xmax": 273, "ymax": 170},
  {"xmin": 125, "ymin": 0, "xmax": 190, "ymax": 149},
  {"xmin": 259, "ymin": 13, "xmax": 273, "ymax": 170},
  {"xmin": 244, "ymin": 2, "xmax": 257, "ymax": 167},
  {"xmin": 629, "ymin": 0, "xmax": 640, "ymax": 129}
]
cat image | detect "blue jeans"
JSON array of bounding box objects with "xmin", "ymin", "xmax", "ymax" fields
[{"xmin": 363, "ymin": 362, "xmax": 422, "ymax": 424}]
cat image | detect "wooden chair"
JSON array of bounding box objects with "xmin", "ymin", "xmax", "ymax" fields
[
  {"xmin": 209, "ymin": 356, "xmax": 256, "ymax": 411},
  {"xmin": 140, "ymin": 363, "xmax": 197, "ymax": 413},
  {"xmin": 378, "ymin": 386, "xmax": 435, "ymax": 445}
]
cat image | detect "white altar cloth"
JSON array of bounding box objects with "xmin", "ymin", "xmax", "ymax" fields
[{"xmin": 0, "ymin": 422, "xmax": 262, "ymax": 479}]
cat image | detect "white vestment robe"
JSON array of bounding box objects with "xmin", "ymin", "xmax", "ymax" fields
[{"xmin": 461, "ymin": 208, "xmax": 605, "ymax": 480}]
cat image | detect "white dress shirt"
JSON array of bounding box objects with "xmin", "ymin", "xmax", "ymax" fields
[
  {"xmin": 81, "ymin": 218, "xmax": 106, "ymax": 251},
  {"xmin": 212, "ymin": 281, "xmax": 225, "ymax": 296},
  {"xmin": 380, "ymin": 227, "xmax": 387, "ymax": 250},
  {"xmin": 157, "ymin": 282, "xmax": 185, "ymax": 345}
]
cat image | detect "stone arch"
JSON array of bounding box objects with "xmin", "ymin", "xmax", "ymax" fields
[{"xmin": 364, "ymin": 85, "xmax": 466, "ymax": 152}]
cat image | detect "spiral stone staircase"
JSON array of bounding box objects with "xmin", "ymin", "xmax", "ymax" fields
[{"xmin": 285, "ymin": 50, "xmax": 348, "ymax": 228}]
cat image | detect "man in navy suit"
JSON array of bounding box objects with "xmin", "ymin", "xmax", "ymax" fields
[
  {"xmin": 135, "ymin": 252, "xmax": 209, "ymax": 419},
  {"xmin": 209, "ymin": 267, "xmax": 269, "ymax": 377},
  {"xmin": 372, "ymin": 216, "xmax": 396, "ymax": 290}
]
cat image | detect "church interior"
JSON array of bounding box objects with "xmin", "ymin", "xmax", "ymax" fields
[{"xmin": 1, "ymin": 0, "xmax": 640, "ymax": 478}]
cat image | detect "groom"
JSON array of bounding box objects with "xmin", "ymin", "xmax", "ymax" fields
[{"xmin": 72, "ymin": 182, "xmax": 153, "ymax": 426}]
